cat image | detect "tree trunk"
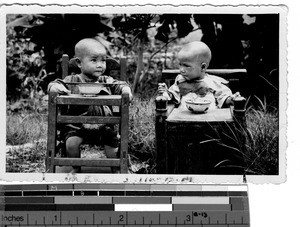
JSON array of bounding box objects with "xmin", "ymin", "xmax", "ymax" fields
[{"xmin": 133, "ymin": 40, "xmax": 144, "ymax": 94}]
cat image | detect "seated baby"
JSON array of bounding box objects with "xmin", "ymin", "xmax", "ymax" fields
[{"xmin": 158, "ymin": 41, "xmax": 240, "ymax": 109}]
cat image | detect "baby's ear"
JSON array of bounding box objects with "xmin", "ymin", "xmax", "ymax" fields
[
  {"xmin": 201, "ymin": 62, "xmax": 208, "ymax": 71},
  {"xmin": 75, "ymin": 57, "xmax": 82, "ymax": 68}
]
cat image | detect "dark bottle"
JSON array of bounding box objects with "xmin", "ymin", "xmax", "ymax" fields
[{"xmin": 155, "ymin": 83, "xmax": 168, "ymax": 112}]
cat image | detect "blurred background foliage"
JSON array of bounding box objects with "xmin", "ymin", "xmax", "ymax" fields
[{"xmin": 7, "ymin": 13, "xmax": 279, "ymax": 105}]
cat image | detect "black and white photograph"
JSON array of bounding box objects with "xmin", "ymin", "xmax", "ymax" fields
[
  {"xmin": 1, "ymin": 2, "xmax": 299, "ymax": 227},
  {"xmin": 2, "ymin": 5, "xmax": 286, "ymax": 182}
]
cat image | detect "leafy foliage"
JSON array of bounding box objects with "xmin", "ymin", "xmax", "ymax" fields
[
  {"xmin": 156, "ymin": 14, "xmax": 194, "ymax": 41},
  {"xmin": 7, "ymin": 15, "xmax": 47, "ymax": 100}
]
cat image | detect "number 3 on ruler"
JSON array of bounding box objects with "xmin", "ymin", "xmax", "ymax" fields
[{"xmin": 186, "ymin": 215, "xmax": 191, "ymax": 222}]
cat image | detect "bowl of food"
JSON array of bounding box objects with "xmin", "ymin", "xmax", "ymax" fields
[
  {"xmin": 186, "ymin": 98, "xmax": 211, "ymax": 113},
  {"xmin": 77, "ymin": 83, "xmax": 105, "ymax": 96}
]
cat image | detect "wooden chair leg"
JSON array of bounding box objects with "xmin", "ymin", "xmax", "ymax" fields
[
  {"xmin": 46, "ymin": 92, "xmax": 58, "ymax": 173},
  {"xmin": 120, "ymin": 91, "xmax": 129, "ymax": 173}
]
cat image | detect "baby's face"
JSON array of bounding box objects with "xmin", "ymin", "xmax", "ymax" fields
[
  {"xmin": 80, "ymin": 44, "xmax": 107, "ymax": 80},
  {"xmin": 178, "ymin": 56, "xmax": 203, "ymax": 81}
]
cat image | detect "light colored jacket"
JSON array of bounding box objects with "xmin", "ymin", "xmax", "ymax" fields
[{"xmin": 168, "ymin": 73, "xmax": 232, "ymax": 109}]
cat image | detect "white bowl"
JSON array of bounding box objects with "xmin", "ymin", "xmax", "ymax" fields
[
  {"xmin": 186, "ymin": 99, "xmax": 211, "ymax": 113},
  {"xmin": 77, "ymin": 83, "xmax": 104, "ymax": 96}
]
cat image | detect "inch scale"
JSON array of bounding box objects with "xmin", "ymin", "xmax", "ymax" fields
[{"xmin": 1, "ymin": 183, "xmax": 250, "ymax": 227}]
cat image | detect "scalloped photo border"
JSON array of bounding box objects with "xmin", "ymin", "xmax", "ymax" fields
[{"xmin": 0, "ymin": 4, "xmax": 287, "ymax": 184}]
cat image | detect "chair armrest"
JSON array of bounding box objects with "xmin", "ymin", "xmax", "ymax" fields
[{"xmin": 156, "ymin": 103, "xmax": 175, "ymax": 118}]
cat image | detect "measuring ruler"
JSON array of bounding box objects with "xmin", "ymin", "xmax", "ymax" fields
[{"xmin": 1, "ymin": 183, "xmax": 250, "ymax": 226}]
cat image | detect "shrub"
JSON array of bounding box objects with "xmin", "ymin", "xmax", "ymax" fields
[{"xmin": 7, "ymin": 15, "xmax": 47, "ymax": 101}]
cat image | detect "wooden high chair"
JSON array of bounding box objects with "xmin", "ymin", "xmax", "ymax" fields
[
  {"xmin": 156, "ymin": 69, "xmax": 248, "ymax": 174},
  {"xmin": 46, "ymin": 55, "xmax": 130, "ymax": 173}
]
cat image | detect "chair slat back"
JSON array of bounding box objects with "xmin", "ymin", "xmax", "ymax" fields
[
  {"xmin": 56, "ymin": 95, "xmax": 122, "ymax": 106},
  {"xmin": 57, "ymin": 116, "xmax": 121, "ymax": 124}
]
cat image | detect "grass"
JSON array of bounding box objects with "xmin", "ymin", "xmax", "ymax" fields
[
  {"xmin": 211, "ymin": 96, "xmax": 279, "ymax": 175},
  {"xmin": 243, "ymin": 102, "xmax": 279, "ymax": 174},
  {"xmin": 6, "ymin": 96, "xmax": 279, "ymax": 175},
  {"xmin": 6, "ymin": 111, "xmax": 47, "ymax": 172},
  {"xmin": 6, "ymin": 111, "xmax": 48, "ymax": 146},
  {"xmin": 128, "ymin": 96, "xmax": 156, "ymax": 173}
]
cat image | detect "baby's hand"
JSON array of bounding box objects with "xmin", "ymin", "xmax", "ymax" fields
[
  {"xmin": 226, "ymin": 92, "xmax": 241, "ymax": 105},
  {"xmin": 158, "ymin": 83, "xmax": 171, "ymax": 100},
  {"xmin": 82, "ymin": 124, "xmax": 102, "ymax": 130},
  {"xmin": 122, "ymin": 87, "xmax": 133, "ymax": 102},
  {"xmin": 157, "ymin": 83, "xmax": 168, "ymax": 94},
  {"xmin": 232, "ymin": 92, "xmax": 241, "ymax": 100},
  {"xmin": 49, "ymin": 83, "xmax": 71, "ymax": 95}
]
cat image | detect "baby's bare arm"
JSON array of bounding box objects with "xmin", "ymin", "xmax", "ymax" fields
[{"xmin": 48, "ymin": 81, "xmax": 71, "ymax": 95}]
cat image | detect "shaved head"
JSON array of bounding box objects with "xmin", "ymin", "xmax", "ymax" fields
[
  {"xmin": 75, "ymin": 38, "xmax": 106, "ymax": 59},
  {"xmin": 178, "ymin": 41, "xmax": 212, "ymax": 66}
]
